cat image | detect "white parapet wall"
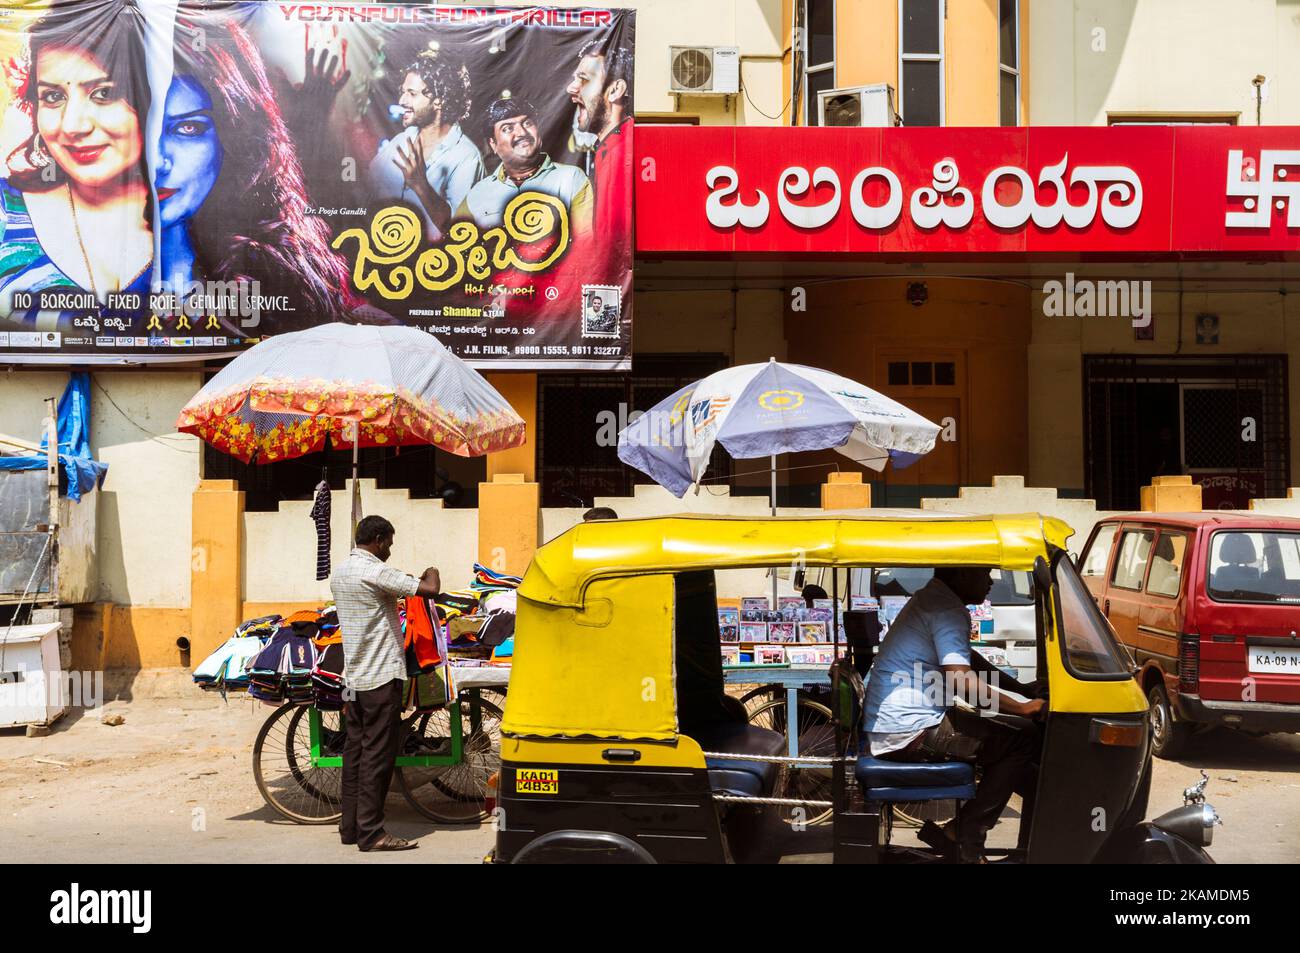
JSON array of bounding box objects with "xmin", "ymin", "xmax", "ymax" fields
[
  {"xmin": 242, "ymin": 479, "xmax": 479, "ymax": 604},
  {"xmin": 1249, "ymin": 489, "xmax": 1300, "ymax": 517},
  {"xmin": 919, "ymin": 476, "xmax": 1120, "ymax": 557}
]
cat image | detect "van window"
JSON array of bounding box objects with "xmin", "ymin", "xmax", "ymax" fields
[
  {"xmin": 1080, "ymin": 524, "xmax": 1118, "ymax": 579},
  {"xmin": 1208, "ymin": 531, "xmax": 1300, "ymax": 605},
  {"xmin": 1055, "ymin": 557, "xmax": 1134, "ymax": 678},
  {"xmin": 1111, "ymin": 529, "xmax": 1154, "ymax": 591},
  {"xmin": 1145, "ymin": 532, "xmax": 1188, "ymax": 598}
]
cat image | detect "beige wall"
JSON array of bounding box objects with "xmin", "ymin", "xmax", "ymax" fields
[
  {"xmin": 243, "ymin": 479, "xmax": 480, "ymax": 604},
  {"xmin": 1029, "ymin": 0, "xmax": 1300, "ymax": 125},
  {"xmin": 549, "ymin": 0, "xmax": 787, "ymax": 125},
  {"xmin": 632, "ymin": 288, "xmax": 787, "ymax": 363},
  {"xmin": 0, "ymin": 370, "xmax": 200, "ymax": 607},
  {"xmin": 1027, "ymin": 287, "xmax": 1300, "ymax": 493}
]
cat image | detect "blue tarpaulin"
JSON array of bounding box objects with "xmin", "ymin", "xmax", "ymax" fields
[{"xmin": 0, "ymin": 372, "xmax": 107, "ymax": 502}]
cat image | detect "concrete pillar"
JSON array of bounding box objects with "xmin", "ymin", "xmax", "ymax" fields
[
  {"xmin": 484, "ymin": 372, "xmax": 536, "ymax": 482},
  {"xmin": 478, "ymin": 473, "xmax": 540, "ymax": 576},
  {"xmin": 190, "ymin": 479, "xmax": 244, "ymax": 661},
  {"xmin": 1140, "ymin": 475, "xmax": 1202, "ymax": 512},
  {"xmin": 821, "ymin": 471, "xmax": 871, "ymax": 509}
]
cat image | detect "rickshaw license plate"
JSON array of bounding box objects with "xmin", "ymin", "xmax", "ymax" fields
[
  {"xmin": 516, "ymin": 769, "xmax": 559, "ymax": 795},
  {"xmin": 1247, "ymin": 646, "xmax": 1300, "ymax": 674}
]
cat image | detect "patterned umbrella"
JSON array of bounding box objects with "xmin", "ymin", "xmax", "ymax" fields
[
  {"xmin": 617, "ymin": 359, "xmax": 939, "ymax": 498},
  {"xmin": 177, "ymin": 324, "xmax": 526, "ymax": 463}
]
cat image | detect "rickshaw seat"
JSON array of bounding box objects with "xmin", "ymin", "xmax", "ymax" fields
[
  {"xmin": 854, "ymin": 753, "xmax": 975, "ymax": 802},
  {"xmin": 692, "ymin": 721, "xmax": 786, "ymax": 798}
]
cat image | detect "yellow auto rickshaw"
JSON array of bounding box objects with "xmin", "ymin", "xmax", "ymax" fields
[{"xmin": 490, "ymin": 513, "xmax": 1218, "ymax": 864}]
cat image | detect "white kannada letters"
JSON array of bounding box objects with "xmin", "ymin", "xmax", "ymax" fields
[
  {"xmin": 777, "ymin": 166, "xmax": 841, "ymax": 228},
  {"xmin": 706, "ymin": 155, "xmax": 1144, "ymax": 232},
  {"xmin": 705, "ymin": 165, "xmax": 769, "ymax": 228},
  {"xmin": 1225, "ymin": 149, "xmax": 1300, "ymax": 228},
  {"xmin": 911, "ymin": 159, "xmax": 974, "ymax": 229}
]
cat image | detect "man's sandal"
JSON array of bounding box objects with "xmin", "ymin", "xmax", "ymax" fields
[{"xmin": 360, "ymin": 833, "xmax": 419, "ymax": 852}]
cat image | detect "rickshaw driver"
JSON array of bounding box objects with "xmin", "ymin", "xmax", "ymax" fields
[{"xmin": 863, "ymin": 566, "xmax": 1046, "ymax": 863}]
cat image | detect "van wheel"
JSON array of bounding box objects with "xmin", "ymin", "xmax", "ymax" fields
[{"xmin": 1148, "ymin": 684, "xmax": 1192, "ymax": 760}]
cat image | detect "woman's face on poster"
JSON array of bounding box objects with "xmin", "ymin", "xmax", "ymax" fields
[
  {"xmin": 156, "ymin": 75, "xmax": 222, "ymax": 228},
  {"xmin": 34, "ymin": 46, "xmax": 142, "ymax": 189}
]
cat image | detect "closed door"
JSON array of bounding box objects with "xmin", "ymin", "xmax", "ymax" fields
[{"xmin": 875, "ymin": 351, "xmax": 964, "ymax": 487}]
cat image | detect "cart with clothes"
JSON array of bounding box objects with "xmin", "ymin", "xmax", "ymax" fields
[{"xmin": 193, "ymin": 563, "xmax": 519, "ymax": 825}]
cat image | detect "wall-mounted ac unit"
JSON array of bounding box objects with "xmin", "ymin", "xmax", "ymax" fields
[
  {"xmin": 817, "ymin": 84, "xmax": 898, "ymax": 127},
  {"xmin": 669, "ymin": 45, "xmax": 740, "ymax": 95}
]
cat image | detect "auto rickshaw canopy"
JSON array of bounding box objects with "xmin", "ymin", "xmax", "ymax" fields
[
  {"xmin": 504, "ymin": 514, "xmax": 1074, "ymax": 743},
  {"xmin": 518, "ymin": 513, "xmax": 1073, "ymax": 609}
]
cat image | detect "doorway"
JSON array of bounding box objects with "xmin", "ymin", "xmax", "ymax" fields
[{"xmin": 1083, "ymin": 355, "xmax": 1289, "ymax": 510}]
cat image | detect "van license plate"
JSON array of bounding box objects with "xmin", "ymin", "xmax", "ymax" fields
[{"xmin": 1247, "ymin": 646, "xmax": 1300, "ymax": 674}]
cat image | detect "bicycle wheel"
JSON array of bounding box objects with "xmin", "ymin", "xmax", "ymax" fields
[
  {"xmin": 747, "ymin": 696, "xmax": 836, "ymax": 827},
  {"xmin": 253, "ymin": 703, "xmax": 343, "ymax": 825},
  {"xmin": 395, "ymin": 698, "xmax": 503, "ymax": 824},
  {"xmin": 892, "ymin": 799, "xmax": 958, "ymax": 828},
  {"xmin": 738, "ymin": 684, "xmax": 783, "ymax": 718}
]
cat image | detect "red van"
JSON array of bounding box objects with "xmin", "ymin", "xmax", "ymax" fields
[{"xmin": 1077, "ymin": 513, "xmax": 1300, "ymax": 758}]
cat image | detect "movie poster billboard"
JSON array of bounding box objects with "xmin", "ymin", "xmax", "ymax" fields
[{"xmin": 0, "ymin": 1, "xmax": 634, "ymax": 369}]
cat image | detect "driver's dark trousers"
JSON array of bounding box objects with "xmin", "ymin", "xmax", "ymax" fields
[
  {"xmin": 340, "ymin": 678, "xmax": 404, "ymax": 850},
  {"xmin": 882, "ymin": 709, "xmax": 1038, "ymax": 857}
]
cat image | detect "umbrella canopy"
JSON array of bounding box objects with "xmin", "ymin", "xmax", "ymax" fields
[
  {"xmin": 177, "ymin": 324, "xmax": 526, "ymax": 462},
  {"xmin": 617, "ymin": 360, "xmax": 940, "ymax": 497}
]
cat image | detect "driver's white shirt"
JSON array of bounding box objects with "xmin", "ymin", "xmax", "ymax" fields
[{"xmin": 863, "ymin": 577, "xmax": 973, "ymax": 756}]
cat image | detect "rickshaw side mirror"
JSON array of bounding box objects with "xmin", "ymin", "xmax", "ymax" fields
[
  {"xmin": 793, "ymin": 568, "xmax": 806, "ymax": 591},
  {"xmin": 1032, "ymin": 556, "xmax": 1053, "ymax": 594}
]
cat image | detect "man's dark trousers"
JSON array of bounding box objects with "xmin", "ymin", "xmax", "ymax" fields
[{"xmin": 340, "ymin": 678, "xmax": 404, "ymax": 849}]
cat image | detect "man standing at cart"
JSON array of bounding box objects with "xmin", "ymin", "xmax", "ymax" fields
[{"xmin": 330, "ymin": 515, "xmax": 442, "ymax": 852}]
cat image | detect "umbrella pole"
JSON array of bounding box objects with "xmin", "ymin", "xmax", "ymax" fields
[
  {"xmin": 770, "ymin": 453, "xmax": 778, "ymax": 610},
  {"xmin": 350, "ymin": 421, "xmax": 361, "ymax": 543}
]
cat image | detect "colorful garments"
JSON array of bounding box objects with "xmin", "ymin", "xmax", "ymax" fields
[
  {"xmin": 403, "ymin": 596, "xmax": 444, "ymax": 674},
  {"xmin": 192, "ymin": 635, "xmax": 265, "ymax": 694}
]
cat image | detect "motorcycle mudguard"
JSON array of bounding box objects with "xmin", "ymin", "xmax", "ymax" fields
[{"xmin": 1097, "ymin": 823, "xmax": 1216, "ymax": 864}]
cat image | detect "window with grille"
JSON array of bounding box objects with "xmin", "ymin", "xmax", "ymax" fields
[
  {"xmin": 887, "ymin": 360, "xmax": 956, "ymax": 386},
  {"xmin": 1083, "ymin": 355, "xmax": 1289, "ymax": 510},
  {"xmin": 537, "ymin": 354, "xmax": 730, "ymax": 506}
]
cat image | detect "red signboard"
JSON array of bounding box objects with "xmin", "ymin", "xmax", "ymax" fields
[{"xmin": 634, "ymin": 125, "xmax": 1300, "ymax": 259}]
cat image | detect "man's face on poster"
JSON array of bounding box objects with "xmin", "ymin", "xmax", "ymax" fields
[
  {"xmin": 567, "ymin": 53, "xmax": 607, "ymax": 134},
  {"xmin": 398, "ymin": 72, "xmax": 440, "ymax": 129},
  {"xmin": 489, "ymin": 113, "xmax": 540, "ymax": 169}
]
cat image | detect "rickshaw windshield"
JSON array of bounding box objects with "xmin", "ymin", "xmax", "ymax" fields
[{"xmin": 1053, "ymin": 555, "xmax": 1135, "ymax": 680}]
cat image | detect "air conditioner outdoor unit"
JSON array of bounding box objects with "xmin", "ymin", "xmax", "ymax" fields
[
  {"xmin": 818, "ymin": 84, "xmax": 898, "ymax": 127},
  {"xmin": 669, "ymin": 45, "xmax": 740, "ymax": 94}
]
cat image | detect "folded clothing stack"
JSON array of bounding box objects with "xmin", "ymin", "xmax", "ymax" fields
[
  {"xmin": 471, "ymin": 563, "xmax": 522, "ymax": 596},
  {"xmin": 247, "ymin": 624, "xmax": 319, "ymax": 705},
  {"xmin": 311, "ymin": 639, "xmax": 346, "ymax": 711},
  {"xmin": 192, "ymin": 614, "xmax": 283, "ymax": 694}
]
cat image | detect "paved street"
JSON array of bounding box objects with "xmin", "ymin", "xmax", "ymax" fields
[{"xmin": 2, "ymin": 681, "xmax": 1296, "ymax": 864}]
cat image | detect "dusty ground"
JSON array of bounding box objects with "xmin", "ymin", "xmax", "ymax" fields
[{"xmin": 2, "ymin": 681, "xmax": 1297, "ymax": 864}]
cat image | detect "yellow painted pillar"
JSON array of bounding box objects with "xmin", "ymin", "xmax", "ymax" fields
[
  {"xmin": 484, "ymin": 372, "xmax": 537, "ymax": 482},
  {"xmin": 821, "ymin": 471, "xmax": 872, "ymax": 509},
  {"xmin": 478, "ymin": 473, "xmax": 540, "ymax": 576},
  {"xmin": 190, "ymin": 479, "xmax": 244, "ymax": 661},
  {"xmin": 1140, "ymin": 475, "xmax": 1202, "ymax": 512}
]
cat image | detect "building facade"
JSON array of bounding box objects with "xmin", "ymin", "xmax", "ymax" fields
[{"xmin": 3, "ymin": 0, "xmax": 1300, "ymax": 670}]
